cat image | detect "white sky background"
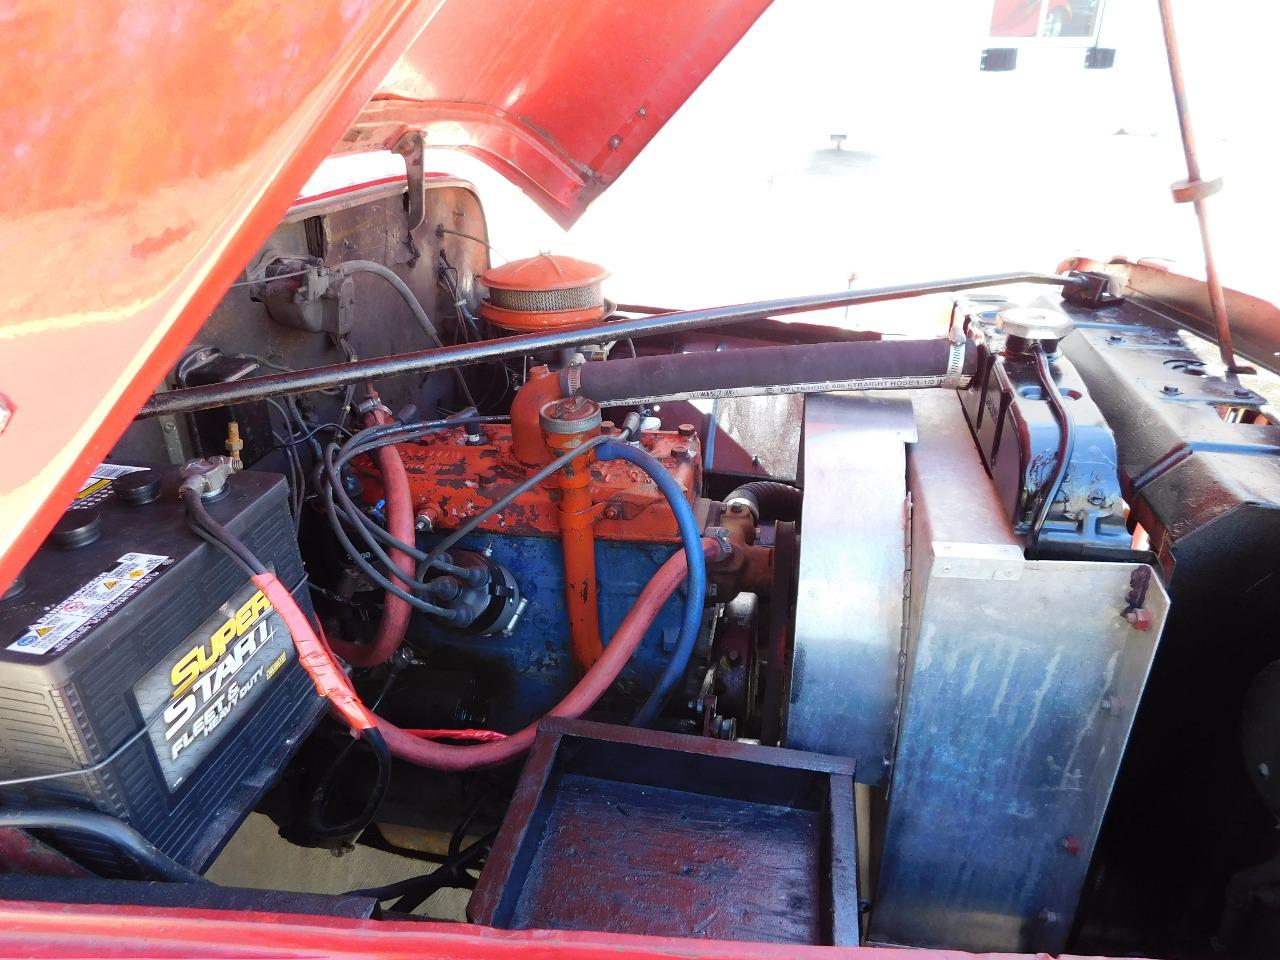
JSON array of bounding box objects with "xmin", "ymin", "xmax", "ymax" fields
[{"xmin": 319, "ymin": 0, "xmax": 1280, "ymax": 332}]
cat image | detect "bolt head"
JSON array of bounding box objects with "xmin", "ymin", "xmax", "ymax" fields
[
  {"xmin": 677, "ymin": 423, "xmax": 696, "ymax": 437},
  {"xmin": 1123, "ymin": 607, "xmax": 1153, "ymax": 630},
  {"xmin": 1161, "ymin": 384, "xmax": 1182, "ymax": 396}
]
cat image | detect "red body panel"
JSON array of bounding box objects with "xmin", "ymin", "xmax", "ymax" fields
[
  {"xmin": 360, "ymin": 0, "xmax": 772, "ymax": 223},
  {"xmin": 0, "ymin": 0, "xmax": 770, "ymax": 596},
  {"xmin": 0, "ymin": 899, "xmax": 1127, "ymax": 960}
]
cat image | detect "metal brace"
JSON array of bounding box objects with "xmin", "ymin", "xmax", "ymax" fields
[{"xmin": 393, "ymin": 130, "xmax": 426, "ymax": 234}]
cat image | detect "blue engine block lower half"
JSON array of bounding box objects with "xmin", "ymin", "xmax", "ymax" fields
[{"xmin": 410, "ymin": 532, "xmax": 686, "ymax": 731}]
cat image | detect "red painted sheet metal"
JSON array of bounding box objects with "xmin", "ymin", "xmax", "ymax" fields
[
  {"xmin": 355, "ymin": 0, "xmax": 774, "ymax": 225},
  {"xmin": 0, "ymin": 1, "xmax": 770, "ymax": 596},
  {"xmin": 0, "ymin": 899, "xmax": 1132, "ymax": 960}
]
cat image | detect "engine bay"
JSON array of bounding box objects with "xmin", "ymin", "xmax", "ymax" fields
[{"xmin": 2, "ymin": 175, "xmax": 1279, "ymax": 959}]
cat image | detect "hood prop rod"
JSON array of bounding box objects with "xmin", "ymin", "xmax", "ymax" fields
[
  {"xmin": 137, "ymin": 271, "xmax": 1080, "ymax": 419},
  {"xmin": 1156, "ymin": 0, "xmax": 1253, "ymax": 375}
]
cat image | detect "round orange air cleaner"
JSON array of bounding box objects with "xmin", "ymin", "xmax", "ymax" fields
[{"xmin": 479, "ymin": 254, "xmax": 610, "ymax": 332}]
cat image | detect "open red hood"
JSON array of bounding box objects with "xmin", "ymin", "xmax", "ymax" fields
[{"xmin": 0, "ymin": 0, "xmax": 771, "ymax": 593}]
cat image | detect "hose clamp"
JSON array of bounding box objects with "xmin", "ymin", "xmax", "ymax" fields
[
  {"xmin": 565, "ymin": 354, "xmax": 585, "ymax": 399},
  {"xmin": 704, "ymin": 526, "xmax": 734, "ymax": 562},
  {"xmin": 355, "ymin": 398, "xmax": 393, "ymax": 418},
  {"xmin": 941, "ymin": 327, "xmax": 966, "ymax": 390}
]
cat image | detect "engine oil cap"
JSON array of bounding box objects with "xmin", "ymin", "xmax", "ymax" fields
[
  {"xmin": 116, "ymin": 469, "xmax": 162, "ymax": 506},
  {"xmin": 50, "ymin": 509, "xmax": 102, "ymax": 549}
]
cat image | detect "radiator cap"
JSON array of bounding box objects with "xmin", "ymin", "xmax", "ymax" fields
[{"xmin": 996, "ymin": 306, "xmax": 1075, "ymax": 343}]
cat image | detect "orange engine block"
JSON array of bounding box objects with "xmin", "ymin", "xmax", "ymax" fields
[{"xmin": 359, "ymin": 420, "xmax": 703, "ymax": 544}]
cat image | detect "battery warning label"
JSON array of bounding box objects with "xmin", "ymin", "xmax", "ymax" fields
[
  {"xmin": 72, "ymin": 462, "xmax": 148, "ymax": 511},
  {"xmin": 133, "ymin": 581, "xmax": 295, "ymax": 791},
  {"xmin": 8, "ymin": 553, "xmax": 172, "ymax": 655}
]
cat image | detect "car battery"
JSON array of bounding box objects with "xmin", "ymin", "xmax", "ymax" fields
[{"xmin": 0, "ymin": 462, "xmax": 324, "ymax": 875}]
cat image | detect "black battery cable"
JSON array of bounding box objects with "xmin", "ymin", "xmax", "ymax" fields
[
  {"xmin": 1028, "ymin": 341, "xmax": 1076, "ymax": 550},
  {"xmin": 185, "ymin": 491, "xmax": 392, "ymax": 834}
]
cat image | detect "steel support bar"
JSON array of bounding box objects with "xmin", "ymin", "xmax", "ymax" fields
[
  {"xmin": 137, "ymin": 272, "xmax": 1078, "ymax": 418},
  {"xmin": 1156, "ymin": 0, "xmax": 1249, "ymax": 373}
]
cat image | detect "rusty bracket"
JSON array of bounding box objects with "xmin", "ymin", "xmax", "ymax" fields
[
  {"xmin": 393, "ymin": 130, "xmax": 426, "ymax": 233},
  {"xmin": 569, "ymin": 501, "xmax": 609, "ymax": 526},
  {"xmin": 1121, "ymin": 566, "xmax": 1153, "ymax": 631}
]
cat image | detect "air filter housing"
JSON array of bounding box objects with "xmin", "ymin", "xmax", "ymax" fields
[{"xmin": 480, "ymin": 254, "xmax": 610, "ymax": 332}]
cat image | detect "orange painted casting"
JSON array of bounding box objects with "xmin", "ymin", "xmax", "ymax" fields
[
  {"xmin": 364, "ymin": 425, "xmax": 700, "ymax": 544},
  {"xmin": 510, "ymin": 365, "xmax": 562, "ymax": 465},
  {"xmin": 543, "ymin": 419, "xmax": 605, "ymax": 673}
]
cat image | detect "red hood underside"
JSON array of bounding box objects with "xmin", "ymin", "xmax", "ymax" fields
[{"xmin": 0, "ymin": 0, "xmax": 771, "ymax": 593}]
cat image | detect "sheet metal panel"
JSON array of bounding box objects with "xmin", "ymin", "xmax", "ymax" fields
[
  {"xmin": 788, "ymin": 393, "xmax": 916, "ymax": 784},
  {"xmin": 869, "ymin": 391, "xmax": 1169, "ymax": 954}
]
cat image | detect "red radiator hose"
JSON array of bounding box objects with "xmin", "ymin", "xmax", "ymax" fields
[
  {"xmin": 374, "ymin": 538, "xmax": 717, "ymax": 770},
  {"xmin": 324, "ymin": 407, "xmax": 416, "ymax": 668}
]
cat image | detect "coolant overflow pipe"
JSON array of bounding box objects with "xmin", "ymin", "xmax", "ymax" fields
[
  {"xmin": 596, "ymin": 440, "xmax": 708, "ymax": 728},
  {"xmin": 566, "ymin": 336, "xmax": 975, "ymax": 406}
]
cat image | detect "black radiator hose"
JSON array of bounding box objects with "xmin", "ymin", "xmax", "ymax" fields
[
  {"xmin": 563, "ymin": 336, "xmax": 972, "ymax": 405},
  {"xmin": 724, "ymin": 481, "xmax": 803, "ymax": 523}
]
